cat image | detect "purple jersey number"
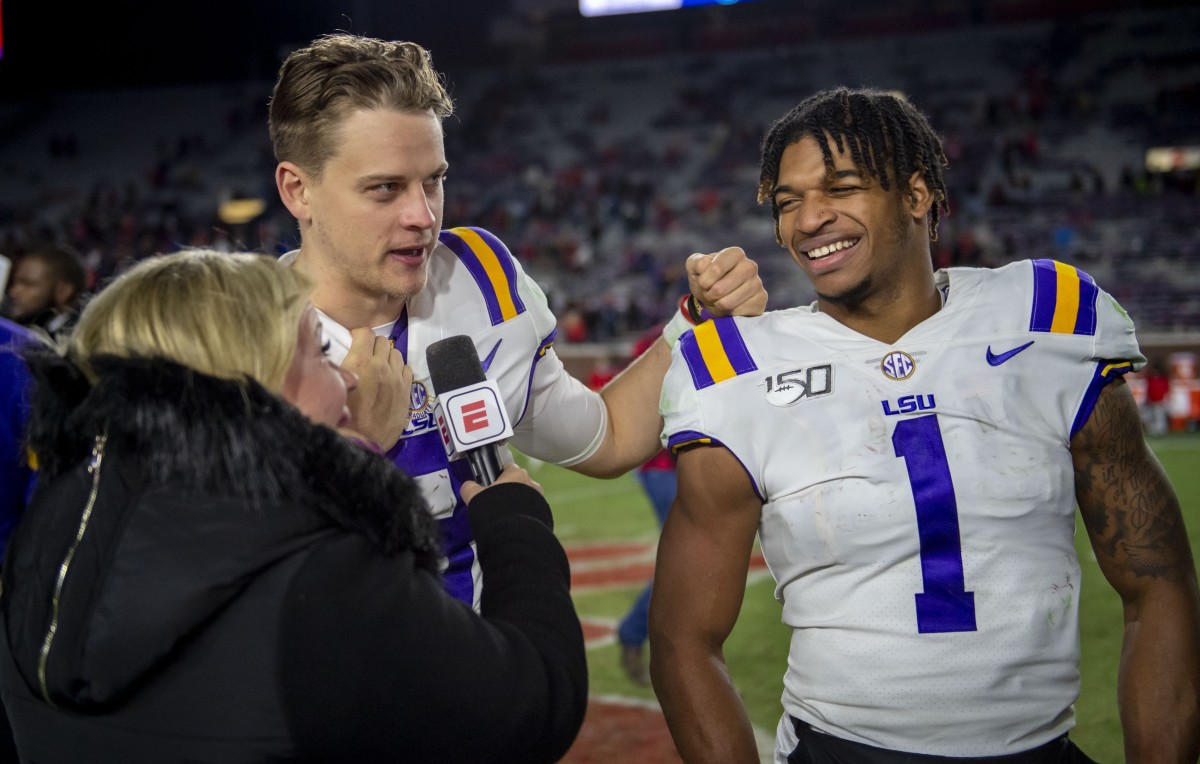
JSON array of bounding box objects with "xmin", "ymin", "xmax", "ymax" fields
[{"xmin": 892, "ymin": 415, "xmax": 978, "ymax": 633}]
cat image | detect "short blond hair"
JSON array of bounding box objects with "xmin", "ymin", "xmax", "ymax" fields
[
  {"xmin": 269, "ymin": 33, "xmax": 454, "ymax": 178},
  {"xmin": 69, "ymin": 249, "xmax": 312, "ymax": 391}
]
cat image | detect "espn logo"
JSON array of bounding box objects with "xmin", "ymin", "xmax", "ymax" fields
[
  {"xmin": 460, "ymin": 400, "xmax": 491, "ymax": 433},
  {"xmin": 438, "ymin": 380, "xmax": 514, "ymax": 451}
]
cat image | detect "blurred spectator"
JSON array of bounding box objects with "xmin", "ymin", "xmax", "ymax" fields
[
  {"xmin": 3, "ymin": 244, "xmax": 87, "ymax": 346},
  {"xmin": 1142, "ymin": 360, "xmax": 1171, "ymax": 436},
  {"xmin": 0, "ymin": 316, "xmax": 40, "ymax": 764}
]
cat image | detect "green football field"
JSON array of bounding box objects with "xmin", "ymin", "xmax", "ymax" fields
[{"xmin": 525, "ymin": 432, "xmax": 1200, "ymax": 763}]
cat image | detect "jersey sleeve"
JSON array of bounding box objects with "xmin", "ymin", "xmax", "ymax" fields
[
  {"xmin": 497, "ymin": 238, "xmax": 607, "ymax": 467},
  {"xmin": 660, "ymin": 337, "xmax": 706, "ymax": 453},
  {"xmin": 510, "ymin": 349, "xmax": 607, "ymax": 467},
  {"xmin": 660, "ymin": 318, "xmax": 766, "ymax": 501},
  {"xmin": 1025, "ymin": 259, "xmax": 1146, "ymax": 436}
]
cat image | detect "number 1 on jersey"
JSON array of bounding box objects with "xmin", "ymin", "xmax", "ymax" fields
[{"xmin": 892, "ymin": 415, "xmax": 978, "ymax": 634}]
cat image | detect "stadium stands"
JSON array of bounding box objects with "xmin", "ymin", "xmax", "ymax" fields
[{"xmin": 0, "ymin": 4, "xmax": 1197, "ymax": 347}]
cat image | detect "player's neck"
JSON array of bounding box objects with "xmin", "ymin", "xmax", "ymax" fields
[
  {"xmin": 310, "ymin": 286, "xmax": 406, "ymax": 331},
  {"xmin": 293, "ymin": 252, "xmax": 407, "ymax": 330},
  {"xmin": 820, "ymin": 283, "xmax": 943, "ymax": 345}
]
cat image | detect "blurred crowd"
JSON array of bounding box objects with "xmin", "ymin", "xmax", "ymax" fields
[{"xmin": 2, "ymin": 5, "xmax": 1199, "ymax": 344}]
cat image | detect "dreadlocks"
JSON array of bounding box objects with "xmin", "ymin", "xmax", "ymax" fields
[{"xmin": 758, "ymin": 87, "xmax": 950, "ymax": 242}]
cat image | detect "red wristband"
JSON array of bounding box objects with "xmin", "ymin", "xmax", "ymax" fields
[
  {"xmin": 679, "ymin": 294, "xmax": 697, "ymax": 325},
  {"xmin": 684, "ymin": 294, "xmax": 713, "ymax": 324}
]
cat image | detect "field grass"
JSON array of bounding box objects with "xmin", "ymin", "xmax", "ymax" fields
[{"xmin": 525, "ymin": 431, "xmax": 1200, "ymax": 763}]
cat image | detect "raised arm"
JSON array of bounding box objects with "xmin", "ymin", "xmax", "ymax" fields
[
  {"xmin": 1071, "ymin": 377, "xmax": 1200, "ymax": 763},
  {"xmin": 649, "ymin": 443, "xmax": 763, "ymax": 763},
  {"xmin": 573, "ymin": 248, "xmax": 766, "ymax": 478}
]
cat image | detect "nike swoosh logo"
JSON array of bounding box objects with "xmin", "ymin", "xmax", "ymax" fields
[
  {"xmin": 986, "ymin": 340, "xmax": 1035, "ymax": 366},
  {"xmin": 481, "ymin": 339, "xmax": 503, "ymax": 373}
]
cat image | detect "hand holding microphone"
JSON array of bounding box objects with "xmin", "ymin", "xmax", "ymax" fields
[
  {"xmin": 459, "ymin": 463, "xmax": 544, "ymax": 505},
  {"xmin": 426, "ymin": 335, "xmax": 514, "ymax": 486}
]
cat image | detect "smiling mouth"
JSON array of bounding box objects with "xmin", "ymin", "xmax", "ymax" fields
[{"xmin": 803, "ymin": 238, "xmax": 860, "ymax": 260}]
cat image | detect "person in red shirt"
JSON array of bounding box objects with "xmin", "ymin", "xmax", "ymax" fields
[
  {"xmin": 1143, "ymin": 360, "xmax": 1170, "ymax": 436},
  {"xmin": 611, "ymin": 325, "xmax": 678, "ymax": 685}
]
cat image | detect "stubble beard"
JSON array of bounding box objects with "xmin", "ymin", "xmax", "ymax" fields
[
  {"xmin": 366, "ymin": 261, "xmax": 427, "ymax": 306},
  {"xmin": 310, "ymin": 218, "xmax": 427, "ymax": 306}
]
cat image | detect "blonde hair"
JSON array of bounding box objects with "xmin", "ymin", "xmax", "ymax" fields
[
  {"xmin": 269, "ymin": 33, "xmax": 454, "ymax": 178},
  {"xmin": 69, "ymin": 249, "xmax": 313, "ymax": 391}
]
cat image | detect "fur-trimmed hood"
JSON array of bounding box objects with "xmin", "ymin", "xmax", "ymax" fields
[{"xmin": 4, "ymin": 351, "xmax": 441, "ymax": 710}]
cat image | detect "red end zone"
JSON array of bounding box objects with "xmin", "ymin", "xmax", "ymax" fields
[{"xmin": 562, "ymin": 542, "xmax": 769, "ymax": 762}]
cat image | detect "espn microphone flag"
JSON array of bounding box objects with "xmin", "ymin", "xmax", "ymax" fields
[{"xmin": 426, "ymin": 335, "xmax": 514, "ymax": 485}]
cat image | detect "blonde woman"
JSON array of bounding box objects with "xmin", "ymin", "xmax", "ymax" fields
[{"xmin": 0, "ymin": 249, "xmax": 585, "ymax": 763}]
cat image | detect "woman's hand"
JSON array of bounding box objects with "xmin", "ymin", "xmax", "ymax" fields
[{"xmin": 460, "ymin": 463, "xmax": 544, "ymax": 504}]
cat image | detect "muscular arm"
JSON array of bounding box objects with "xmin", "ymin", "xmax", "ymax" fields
[
  {"xmin": 1072, "ymin": 377, "xmax": 1200, "ymax": 763},
  {"xmin": 649, "ymin": 444, "xmax": 763, "ymax": 763},
  {"xmin": 572, "ymin": 248, "xmax": 766, "ymax": 478}
]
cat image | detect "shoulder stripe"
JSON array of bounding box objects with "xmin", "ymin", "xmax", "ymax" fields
[
  {"xmin": 679, "ymin": 318, "xmax": 758, "ymax": 390},
  {"xmin": 440, "ymin": 227, "xmax": 527, "ymax": 325},
  {"xmin": 1030, "ymin": 259, "xmax": 1098, "ymax": 335}
]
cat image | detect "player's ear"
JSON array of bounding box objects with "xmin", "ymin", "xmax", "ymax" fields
[
  {"xmin": 905, "ymin": 171, "xmax": 934, "ymax": 221},
  {"xmin": 276, "ymin": 162, "xmax": 312, "ymax": 222}
]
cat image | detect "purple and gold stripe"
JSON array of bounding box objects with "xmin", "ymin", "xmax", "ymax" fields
[
  {"xmin": 679, "ymin": 317, "xmax": 758, "ymax": 390},
  {"xmin": 1070, "ymin": 359, "xmax": 1136, "ymax": 436},
  {"xmin": 667, "ymin": 430, "xmax": 764, "ymax": 501},
  {"xmin": 536, "ymin": 327, "xmax": 556, "ymax": 359},
  {"xmin": 440, "ymin": 227, "xmax": 526, "ymax": 326},
  {"xmin": 667, "ymin": 429, "xmax": 714, "ymax": 453},
  {"xmin": 1030, "ymin": 259, "xmax": 1099, "ymax": 336},
  {"xmin": 515, "ymin": 328, "xmax": 559, "ymax": 426}
]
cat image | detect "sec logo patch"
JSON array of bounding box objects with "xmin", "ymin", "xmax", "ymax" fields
[
  {"xmin": 410, "ymin": 381, "xmax": 430, "ymax": 414},
  {"xmin": 880, "ymin": 351, "xmax": 916, "ymax": 381}
]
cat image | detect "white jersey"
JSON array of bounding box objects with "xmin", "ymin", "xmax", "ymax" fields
[
  {"xmin": 281, "ymin": 226, "xmax": 606, "ymax": 609},
  {"xmin": 659, "ymin": 259, "xmax": 1144, "ymax": 758}
]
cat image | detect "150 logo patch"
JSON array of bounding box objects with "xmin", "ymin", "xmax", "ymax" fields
[{"xmin": 763, "ymin": 364, "xmax": 833, "ymax": 407}]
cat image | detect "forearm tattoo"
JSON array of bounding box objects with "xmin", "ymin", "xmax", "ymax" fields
[{"xmin": 1073, "ymin": 381, "xmax": 1193, "ymax": 583}]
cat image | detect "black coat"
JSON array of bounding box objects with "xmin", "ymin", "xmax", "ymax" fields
[{"xmin": 0, "ymin": 353, "xmax": 587, "ymax": 763}]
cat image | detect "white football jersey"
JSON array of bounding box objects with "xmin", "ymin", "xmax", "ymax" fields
[
  {"xmin": 282, "ymin": 227, "xmax": 606, "ymax": 609},
  {"xmin": 659, "ymin": 259, "xmax": 1144, "ymax": 758}
]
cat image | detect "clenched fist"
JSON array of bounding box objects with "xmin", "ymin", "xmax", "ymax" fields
[{"xmin": 686, "ymin": 246, "xmax": 768, "ymax": 318}]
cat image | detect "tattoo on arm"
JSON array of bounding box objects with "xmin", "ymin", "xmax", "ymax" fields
[{"xmin": 1073, "ymin": 379, "xmax": 1193, "ymax": 584}]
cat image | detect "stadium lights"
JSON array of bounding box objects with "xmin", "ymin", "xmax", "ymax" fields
[
  {"xmin": 579, "ymin": 0, "xmax": 760, "ymax": 18},
  {"xmin": 1145, "ymin": 146, "xmax": 1200, "ymax": 173}
]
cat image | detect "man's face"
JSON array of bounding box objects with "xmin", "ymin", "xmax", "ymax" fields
[
  {"xmin": 771, "ymin": 135, "xmax": 925, "ymax": 310},
  {"xmin": 300, "ymin": 109, "xmax": 448, "ymax": 305},
  {"xmin": 6, "ymin": 257, "xmax": 56, "ymax": 321}
]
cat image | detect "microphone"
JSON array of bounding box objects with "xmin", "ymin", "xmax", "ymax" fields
[{"xmin": 426, "ymin": 335, "xmax": 514, "ymax": 486}]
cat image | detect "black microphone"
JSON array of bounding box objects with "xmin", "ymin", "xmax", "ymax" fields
[{"xmin": 426, "ymin": 335, "xmax": 512, "ymax": 486}]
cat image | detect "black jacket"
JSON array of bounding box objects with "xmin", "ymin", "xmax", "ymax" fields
[{"xmin": 0, "ymin": 353, "xmax": 587, "ymax": 763}]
